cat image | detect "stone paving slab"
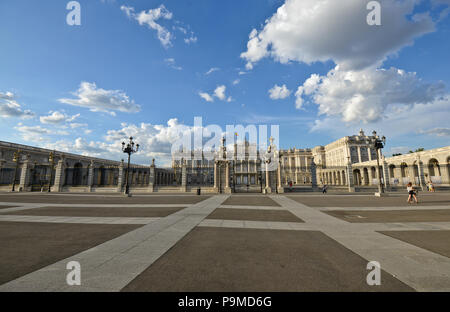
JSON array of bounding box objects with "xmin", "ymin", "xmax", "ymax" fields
[
  {"xmin": 219, "ymin": 204, "xmax": 285, "ymax": 210},
  {"xmin": 122, "ymin": 227, "xmax": 413, "ymax": 292},
  {"xmin": 273, "ymin": 195, "xmax": 450, "ymax": 291},
  {"xmin": 222, "ymin": 196, "xmax": 281, "ymax": 207},
  {"xmin": 0, "ymin": 215, "xmax": 159, "ymax": 225},
  {"xmin": 319, "ymin": 205, "xmax": 450, "ymax": 211},
  {"xmin": 287, "ymin": 194, "xmax": 450, "ymax": 207},
  {"xmin": 207, "ymin": 208, "xmax": 304, "ymax": 222},
  {"xmin": 379, "ymin": 230, "xmax": 450, "ymax": 259},
  {"xmin": 198, "ymin": 219, "xmax": 316, "ymax": 231},
  {"xmin": 324, "ymin": 209, "xmax": 450, "ymax": 223},
  {"xmin": 0, "ymin": 195, "xmax": 228, "ymax": 292},
  {"xmin": 0, "ymin": 194, "xmax": 210, "ymax": 204},
  {"xmin": 0, "ymin": 221, "xmax": 141, "ymax": 286},
  {"xmin": 1, "ymin": 206, "xmax": 185, "ymax": 218}
]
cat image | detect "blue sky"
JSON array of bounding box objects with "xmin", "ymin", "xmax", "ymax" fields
[{"xmin": 1, "ymin": 0, "xmax": 449, "ymax": 165}]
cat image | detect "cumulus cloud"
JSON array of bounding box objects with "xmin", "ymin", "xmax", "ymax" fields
[
  {"xmin": 296, "ymin": 66, "xmax": 446, "ymax": 123},
  {"xmin": 15, "ymin": 125, "xmax": 69, "ymax": 142},
  {"xmin": 0, "ymin": 91, "xmax": 34, "ymax": 119},
  {"xmin": 199, "ymin": 92, "xmax": 214, "ymax": 102},
  {"xmin": 58, "ymin": 82, "xmax": 141, "ymax": 115},
  {"xmin": 241, "ymin": 0, "xmax": 435, "ymax": 71},
  {"xmin": 199, "ymin": 85, "xmax": 230, "ymax": 102},
  {"xmin": 121, "ymin": 4, "xmax": 173, "ymax": 48},
  {"xmin": 268, "ymin": 84, "xmax": 291, "ymax": 100},
  {"xmin": 213, "ymin": 85, "xmax": 226, "ymax": 100},
  {"xmin": 40, "ymin": 111, "xmax": 80, "ymax": 124},
  {"xmin": 310, "ymin": 96, "xmax": 450, "ymax": 141}
]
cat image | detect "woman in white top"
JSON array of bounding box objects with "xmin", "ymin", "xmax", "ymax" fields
[{"xmin": 406, "ymin": 182, "xmax": 418, "ymax": 204}]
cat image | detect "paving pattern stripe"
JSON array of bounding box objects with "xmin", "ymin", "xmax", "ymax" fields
[
  {"xmin": 0, "ymin": 215, "xmax": 159, "ymax": 225},
  {"xmin": 197, "ymin": 219, "xmax": 450, "ymax": 232},
  {"xmin": 0, "ymin": 195, "xmax": 228, "ymax": 292},
  {"xmin": 198, "ymin": 219, "xmax": 316, "ymax": 231},
  {"xmin": 319, "ymin": 206, "xmax": 450, "ymax": 211},
  {"xmin": 272, "ymin": 195, "xmax": 450, "ymax": 291},
  {"xmin": 219, "ymin": 205, "xmax": 286, "ymax": 210}
]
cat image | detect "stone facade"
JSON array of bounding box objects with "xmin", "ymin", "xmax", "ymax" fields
[{"xmin": 1, "ymin": 129, "xmax": 449, "ymax": 194}]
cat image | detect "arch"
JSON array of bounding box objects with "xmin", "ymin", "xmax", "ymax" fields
[
  {"xmin": 389, "ymin": 164, "xmax": 396, "ymax": 179},
  {"xmin": 73, "ymin": 162, "xmax": 83, "ymax": 186},
  {"xmin": 353, "ymin": 169, "xmax": 362, "ymax": 186},
  {"xmin": 342, "ymin": 170, "xmax": 346, "ymax": 185},
  {"xmin": 428, "ymin": 158, "xmax": 441, "ymax": 177},
  {"xmin": 363, "ymin": 168, "xmax": 369, "ymax": 186}
]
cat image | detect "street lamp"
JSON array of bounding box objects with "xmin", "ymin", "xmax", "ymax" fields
[
  {"xmin": 12, "ymin": 150, "xmax": 21, "ymax": 192},
  {"xmin": 122, "ymin": 137, "xmax": 139, "ymax": 196},
  {"xmin": 48, "ymin": 151, "xmax": 55, "ymax": 192},
  {"xmin": 368, "ymin": 131, "xmax": 386, "ymax": 194}
]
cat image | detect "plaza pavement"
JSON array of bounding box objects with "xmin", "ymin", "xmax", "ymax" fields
[{"xmin": 0, "ymin": 192, "xmax": 449, "ymax": 291}]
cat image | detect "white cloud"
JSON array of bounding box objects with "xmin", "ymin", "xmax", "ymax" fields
[
  {"xmin": 184, "ymin": 35, "xmax": 198, "ymax": 44},
  {"xmin": 241, "ymin": 0, "xmax": 435, "ymax": 71},
  {"xmin": 0, "ymin": 91, "xmax": 34, "ymax": 119},
  {"xmin": 199, "ymin": 85, "xmax": 230, "ymax": 103},
  {"xmin": 40, "ymin": 111, "xmax": 80, "ymax": 124},
  {"xmin": 58, "ymin": 82, "xmax": 141, "ymax": 115},
  {"xmin": 199, "ymin": 92, "xmax": 214, "ymax": 102},
  {"xmin": 213, "ymin": 85, "xmax": 226, "ymax": 100},
  {"xmin": 421, "ymin": 127, "xmax": 450, "ymax": 137},
  {"xmin": 164, "ymin": 58, "xmax": 182, "ymax": 70},
  {"xmin": 121, "ymin": 4, "xmax": 173, "ymax": 48},
  {"xmin": 205, "ymin": 67, "xmax": 220, "ymax": 75},
  {"xmin": 310, "ymin": 96, "xmax": 450, "ymax": 141},
  {"xmin": 15, "ymin": 125, "xmax": 69, "ymax": 142},
  {"xmin": 268, "ymin": 84, "xmax": 291, "ymax": 100},
  {"xmin": 297, "ymin": 66, "xmax": 446, "ymax": 123},
  {"xmin": 232, "ymin": 79, "xmax": 240, "ymax": 85}
]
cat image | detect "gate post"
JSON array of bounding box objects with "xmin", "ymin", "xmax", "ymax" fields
[
  {"xmin": 148, "ymin": 159, "xmax": 155, "ymax": 193},
  {"xmin": 52, "ymin": 158, "xmax": 65, "ymax": 192},
  {"xmin": 116, "ymin": 160, "xmax": 124, "ymax": 193},
  {"xmin": 346, "ymin": 160, "xmax": 356, "ymax": 192},
  {"xmin": 19, "ymin": 155, "xmax": 31, "ymax": 192},
  {"xmin": 87, "ymin": 160, "xmax": 94, "ymax": 192},
  {"xmin": 181, "ymin": 160, "xmax": 187, "ymax": 192}
]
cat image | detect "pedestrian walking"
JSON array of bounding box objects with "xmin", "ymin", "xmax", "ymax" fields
[
  {"xmin": 406, "ymin": 182, "xmax": 418, "ymax": 204},
  {"xmin": 322, "ymin": 184, "xmax": 328, "ymax": 194}
]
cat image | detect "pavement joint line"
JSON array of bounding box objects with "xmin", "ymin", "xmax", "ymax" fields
[
  {"xmin": 219, "ymin": 205, "xmax": 286, "ymax": 210},
  {"xmin": 318, "ymin": 205, "xmax": 450, "ymax": 211},
  {"xmin": 0, "ymin": 202, "xmax": 191, "ymax": 209},
  {"xmin": 0, "ymin": 195, "xmax": 229, "ymax": 292},
  {"xmin": 271, "ymin": 195, "xmax": 450, "ymax": 291},
  {"xmin": 0, "ymin": 215, "xmax": 160, "ymax": 225}
]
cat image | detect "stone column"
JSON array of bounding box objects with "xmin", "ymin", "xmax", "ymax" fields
[
  {"xmin": 382, "ymin": 157, "xmax": 390, "ymax": 190},
  {"xmin": 440, "ymin": 164, "xmax": 449, "ymax": 186},
  {"xmin": 265, "ymin": 161, "xmax": 271, "ymax": 193},
  {"xmin": 148, "ymin": 160, "xmax": 155, "ymax": 193},
  {"xmin": 357, "ymin": 147, "xmax": 362, "ymax": 163},
  {"xmin": 19, "ymin": 156, "xmax": 31, "ymax": 192},
  {"xmin": 213, "ymin": 161, "xmax": 218, "ymax": 190},
  {"xmin": 87, "ymin": 160, "xmax": 94, "ymax": 192},
  {"xmin": 52, "ymin": 158, "xmax": 65, "ymax": 192},
  {"xmin": 368, "ymin": 167, "xmax": 374, "ymax": 185},
  {"xmin": 368, "ymin": 147, "xmax": 373, "ymax": 161},
  {"xmin": 277, "ymin": 162, "xmax": 284, "ymax": 193},
  {"xmin": 346, "ymin": 161, "xmax": 355, "ymax": 192},
  {"xmin": 181, "ymin": 162, "xmax": 187, "ymax": 192},
  {"xmin": 225, "ymin": 161, "xmax": 231, "ymax": 193},
  {"xmin": 417, "ymin": 159, "xmax": 426, "ymax": 189},
  {"xmin": 310, "ymin": 161, "xmax": 317, "ymax": 189},
  {"xmin": 116, "ymin": 160, "xmax": 124, "ymax": 193}
]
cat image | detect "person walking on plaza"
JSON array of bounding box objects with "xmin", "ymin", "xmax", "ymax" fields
[
  {"xmin": 429, "ymin": 181, "xmax": 435, "ymax": 192},
  {"xmin": 406, "ymin": 182, "xmax": 418, "ymax": 204},
  {"xmin": 322, "ymin": 184, "xmax": 328, "ymax": 194}
]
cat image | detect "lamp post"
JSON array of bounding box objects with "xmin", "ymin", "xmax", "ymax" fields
[
  {"xmin": 121, "ymin": 137, "xmax": 139, "ymax": 196},
  {"xmin": 48, "ymin": 151, "xmax": 55, "ymax": 192},
  {"xmin": 12, "ymin": 150, "xmax": 21, "ymax": 192},
  {"xmin": 368, "ymin": 131, "xmax": 386, "ymax": 194}
]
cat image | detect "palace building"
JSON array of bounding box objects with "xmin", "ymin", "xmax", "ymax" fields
[{"xmin": 1, "ymin": 130, "xmax": 449, "ymax": 194}]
